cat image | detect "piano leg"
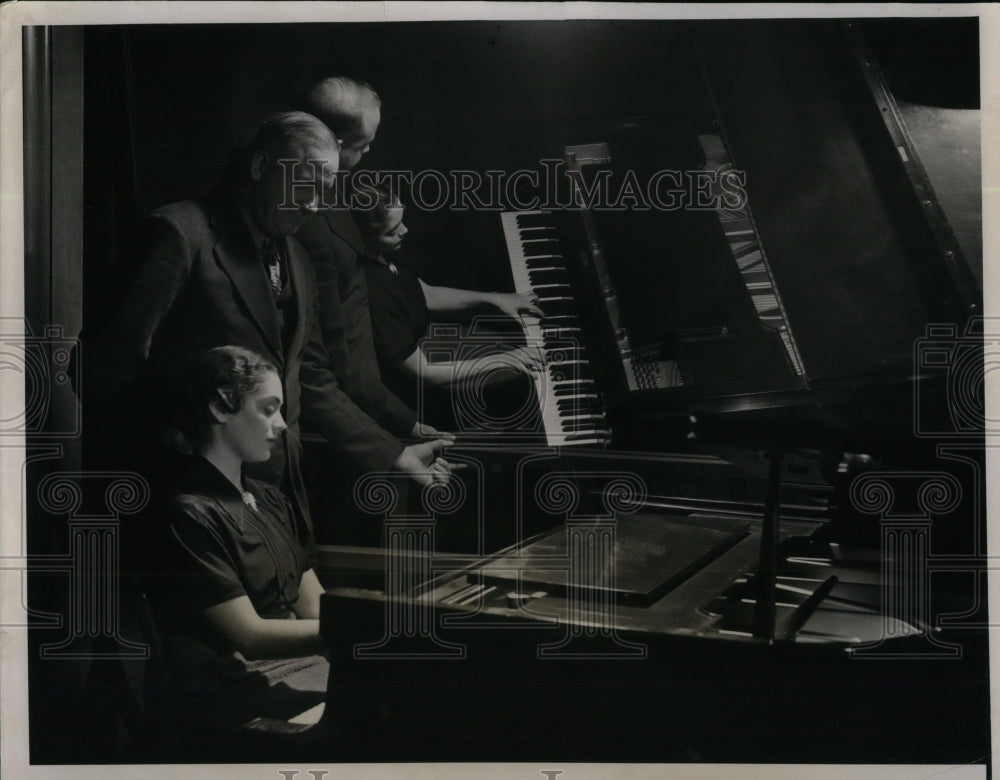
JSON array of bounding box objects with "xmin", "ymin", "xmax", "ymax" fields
[{"xmin": 752, "ymin": 451, "xmax": 783, "ymax": 642}]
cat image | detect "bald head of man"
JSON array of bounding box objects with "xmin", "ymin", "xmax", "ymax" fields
[{"xmin": 305, "ymin": 76, "xmax": 381, "ymax": 171}]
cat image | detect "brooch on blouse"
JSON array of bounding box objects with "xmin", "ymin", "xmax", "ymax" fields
[{"xmin": 242, "ymin": 491, "xmax": 258, "ymax": 511}]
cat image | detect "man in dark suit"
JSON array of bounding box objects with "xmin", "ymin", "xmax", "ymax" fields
[
  {"xmin": 294, "ymin": 77, "xmax": 422, "ymax": 438},
  {"xmin": 293, "ymin": 79, "xmax": 455, "ymax": 543},
  {"xmin": 83, "ymin": 111, "xmax": 455, "ymax": 535}
]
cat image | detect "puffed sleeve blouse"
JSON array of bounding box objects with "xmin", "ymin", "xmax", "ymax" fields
[{"xmin": 153, "ymin": 455, "xmax": 317, "ymax": 641}]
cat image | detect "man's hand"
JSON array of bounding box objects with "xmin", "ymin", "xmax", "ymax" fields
[
  {"xmin": 409, "ymin": 421, "xmax": 456, "ymax": 442},
  {"xmin": 394, "ymin": 439, "xmax": 464, "ymax": 486},
  {"xmin": 490, "ymin": 292, "xmax": 545, "ymax": 320}
]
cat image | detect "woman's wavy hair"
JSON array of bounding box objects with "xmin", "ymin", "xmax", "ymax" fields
[{"xmin": 170, "ymin": 346, "xmax": 278, "ymax": 452}]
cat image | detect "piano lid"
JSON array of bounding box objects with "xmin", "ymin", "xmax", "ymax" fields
[{"xmin": 400, "ymin": 19, "xmax": 979, "ymax": 454}]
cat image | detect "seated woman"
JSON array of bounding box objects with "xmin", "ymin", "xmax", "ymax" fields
[
  {"xmin": 145, "ymin": 345, "xmax": 328, "ymax": 752},
  {"xmin": 354, "ymin": 185, "xmax": 546, "ymax": 430}
]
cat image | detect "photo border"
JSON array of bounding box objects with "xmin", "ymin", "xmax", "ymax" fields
[{"xmin": 1, "ymin": 3, "xmax": 995, "ymax": 779}]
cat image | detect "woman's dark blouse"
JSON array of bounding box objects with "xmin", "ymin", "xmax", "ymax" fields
[
  {"xmin": 143, "ymin": 456, "xmax": 327, "ymax": 740},
  {"xmin": 361, "ymin": 250, "xmax": 535, "ymax": 433},
  {"xmin": 152, "ymin": 455, "xmax": 317, "ymax": 642},
  {"xmin": 363, "ymin": 252, "xmax": 430, "ymax": 375}
]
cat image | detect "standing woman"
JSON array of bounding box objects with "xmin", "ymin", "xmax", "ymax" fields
[{"xmin": 146, "ymin": 346, "xmax": 328, "ymax": 753}]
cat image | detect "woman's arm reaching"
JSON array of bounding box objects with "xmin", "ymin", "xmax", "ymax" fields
[
  {"xmin": 397, "ymin": 345, "xmax": 543, "ymax": 389},
  {"xmin": 419, "ymin": 281, "xmax": 544, "ymax": 321}
]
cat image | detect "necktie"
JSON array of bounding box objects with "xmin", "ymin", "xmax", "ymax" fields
[{"xmin": 262, "ymin": 238, "xmax": 283, "ymax": 297}]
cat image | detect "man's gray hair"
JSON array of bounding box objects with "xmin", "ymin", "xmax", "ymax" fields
[
  {"xmin": 252, "ymin": 110, "xmax": 339, "ymax": 160},
  {"xmin": 225, "ymin": 111, "xmax": 338, "ymax": 184},
  {"xmin": 304, "ymin": 76, "xmax": 381, "ymax": 140}
]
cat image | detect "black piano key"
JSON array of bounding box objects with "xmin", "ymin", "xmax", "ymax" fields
[
  {"xmin": 557, "ymin": 396, "xmax": 596, "ymax": 407},
  {"xmin": 555, "ymin": 406, "xmax": 602, "ymax": 417},
  {"xmin": 570, "ymin": 416, "xmax": 607, "ymax": 426},
  {"xmin": 528, "ymin": 270, "xmax": 568, "ymax": 285},
  {"xmin": 538, "ymin": 309, "xmax": 574, "ymax": 322},
  {"xmin": 533, "ymin": 294, "xmax": 571, "ymax": 305},
  {"xmin": 557, "ymin": 396, "xmax": 599, "ymax": 407},
  {"xmin": 553, "ymin": 385, "xmax": 594, "ymax": 396},
  {"xmin": 524, "ymin": 257, "xmax": 565, "ymax": 269},
  {"xmin": 556, "ymin": 406, "xmax": 604, "ymax": 418},
  {"xmin": 524, "ymin": 252, "xmax": 562, "ymax": 262},
  {"xmin": 521, "ymin": 240, "xmax": 562, "ymax": 256},
  {"xmin": 518, "ymin": 226, "xmax": 554, "ymax": 235},
  {"xmin": 551, "ymin": 400, "xmax": 596, "ymax": 410},
  {"xmin": 544, "ymin": 314, "xmax": 580, "ymax": 323},
  {"xmin": 559, "ymin": 419, "xmax": 604, "ymax": 431},
  {"xmin": 558, "ymin": 406, "xmax": 602, "ymax": 419},
  {"xmin": 550, "ymin": 376, "xmax": 592, "ymax": 384},
  {"xmin": 551, "ymin": 381, "xmax": 596, "ymax": 395},
  {"xmin": 518, "ymin": 231, "xmax": 559, "ymax": 244},
  {"xmin": 515, "ymin": 213, "xmax": 553, "ymax": 228},
  {"xmin": 545, "ymin": 338, "xmax": 583, "ymax": 349}
]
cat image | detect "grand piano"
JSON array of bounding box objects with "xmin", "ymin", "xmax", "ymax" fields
[{"xmin": 310, "ymin": 20, "xmax": 987, "ymax": 765}]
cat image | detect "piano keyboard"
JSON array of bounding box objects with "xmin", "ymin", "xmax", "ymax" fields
[{"xmin": 501, "ymin": 210, "xmax": 611, "ymax": 447}]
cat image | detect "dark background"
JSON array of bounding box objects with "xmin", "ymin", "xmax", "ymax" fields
[{"xmin": 83, "ymin": 18, "xmax": 980, "ymax": 288}]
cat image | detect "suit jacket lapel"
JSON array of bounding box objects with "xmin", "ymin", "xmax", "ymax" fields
[{"xmin": 208, "ymin": 193, "xmax": 285, "ymax": 363}]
